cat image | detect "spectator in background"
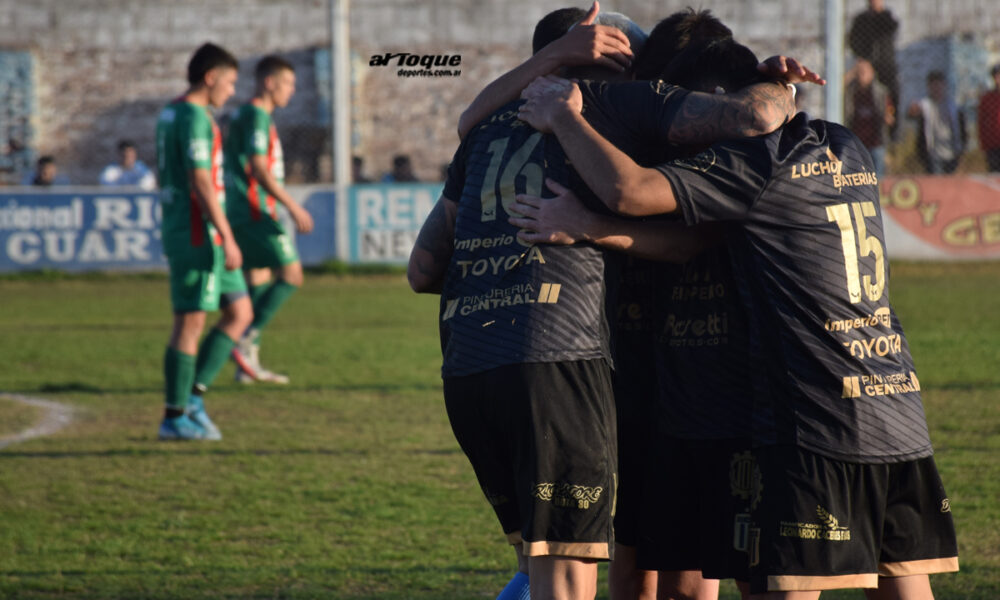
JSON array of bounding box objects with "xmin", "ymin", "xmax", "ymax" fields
[
  {"xmin": 977, "ymin": 64, "xmax": 1000, "ymax": 172},
  {"xmin": 22, "ymin": 155, "xmax": 69, "ymax": 186},
  {"xmin": 845, "ymin": 58, "xmax": 893, "ymax": 177},
  {"xmin": 849, "ymin": 0, "xmax": 900, "ymax": 136},
  {"xmin": 100, "ymin": 140, "xmax": 156, "ymax": 189},
  {"xmin": 908, "ymin": 70, "xmax": 966, "ymax": 174},
  {"xmin": 352, "ymin": 155, "xmax": 372, "ymax": 183},
  {"xmin": 381, "ymin": 154, "xmax": 419, "ymax": 182}
]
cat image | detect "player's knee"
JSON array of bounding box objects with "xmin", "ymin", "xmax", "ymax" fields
[
  {"xmin": 236, "ymin": 301, "xmax": 255, "ymax": 328},
  {"xmin": 171, "ymin": 311, "xmax": 207, "ymax": 350},
  {"xmin": 222, "ymin": 297, "xmax": 254, "ymax": 332},
  {"xmin": 281, "ymin": 262, "xmax": 303, "ymax": 287},
  {"xmin": 175, "ymin": 311, "xmax": 207, "ymax": 335}
]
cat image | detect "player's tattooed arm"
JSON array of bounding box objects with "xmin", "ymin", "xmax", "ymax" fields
[
  {"xmin": 668, "ymin": 54, "xmax": 827, "ymax": 143},
  {"xmin": 456, "ymin": 1, "xmax": 632, "ymax": 139},
  {"xmin": 509, "ymin": 178, "xmax": 721, "ymax": 262},
  {"xmin": 668, "ymin": 81, "xmax": 796, "ymax": 144},
  {"xmin": 407, "ymin": 195, "xmax": 458, "ymax": 294}
]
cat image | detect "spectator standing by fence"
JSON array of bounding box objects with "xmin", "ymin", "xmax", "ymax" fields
[
  {"xmin": 845, "ymin": 58, "xmax": 893, "ymax": 177},
  {"xmin": 909, "ymin": 70, "xmax": 966, "ymax": 175},
  {"xmin": 849, "ymin": 0, "xmax": 900, "ymax": 137},
  {"xmin": 978, "ymin": 64, "xmax": 1000, "ymax": 173}
]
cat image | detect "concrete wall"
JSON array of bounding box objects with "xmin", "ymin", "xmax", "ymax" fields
[{"xmin": 1, "ymin": 0, "xmax": 998, "ymax": 184}]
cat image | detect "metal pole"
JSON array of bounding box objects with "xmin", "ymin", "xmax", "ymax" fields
[
  {"xmin": 825, "ymin": 0, "xmax": 845, "ymax": 124},
  {"xmin": 330, "ymin": 0, "xmax": 351, "ymax": 260}
]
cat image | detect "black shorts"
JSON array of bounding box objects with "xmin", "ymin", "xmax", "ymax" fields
[
  {"xmin": 443, "ymin": 359, "xmax": 617, "ymax": 560},
  {"xmin": 748, "ymin": 446, "xmax": 959, "ymax": 593},
  {"xmin": 611, "ymin": 331, "xmax": 658, "ymax": 548},
  {"xmin": 636, "ymin": 437, "xmax": 752, "ymax": 579}
]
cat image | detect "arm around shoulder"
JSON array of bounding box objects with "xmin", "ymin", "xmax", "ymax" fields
[{"xmin": 407, "ymin": 195, "xmax": 458, "ymax": 294}]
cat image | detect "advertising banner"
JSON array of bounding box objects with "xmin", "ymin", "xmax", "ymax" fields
[
  {"xmin": 880, "ymin": 175, "xmax": 1000, "ymax": 260},
  {"xmin": 5, "ymin": 178, "xmax": 993, "ymax": 272},
  {"xmin": 0, "ymin": 190, "xmax": 164, "ymax": 271},
  {"xmin": 345, "ymin": 183, "xmax": 442, "ymax": 264},
  {"xmin": 0, "ymin": 187, "xmax": 338, "ymax": 272}
]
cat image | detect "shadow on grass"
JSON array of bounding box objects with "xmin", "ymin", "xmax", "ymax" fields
[
  {"xmin": 2, "ymin": 323, "xmax": 163, "ymax": 332},
  {"xmin": 0, "ymin": 447, "xmax": 460, "ymax": 459},
  {"xmin": 7, "ymin": 382, "xmax": 443, "ymax": 396},
  {"xmin": 37, "ymin": 382, "xmax": 106, "ymax": 394},
  {"xmin": 1, "ymin": 565, "xmax": 504, "ymax": 578}
]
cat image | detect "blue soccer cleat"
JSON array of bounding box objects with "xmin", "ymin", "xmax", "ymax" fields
[
  {"xmin": 185, "ymin": 395, "xmax": 222, "ymax": 440},
  {"xmin": 158, "ymin": 413, "xmax": 211, "ymax": 441}
]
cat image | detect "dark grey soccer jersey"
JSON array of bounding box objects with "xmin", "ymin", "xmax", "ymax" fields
[
  {"xmin": 658, "ymin": 113, "xmax": 932, "ymax": 463},
  {"xmin": 440, "ymin": 84, "xmax": 689, "ymax": 377},
  {"xmin": 652, "ymin": 241, "xmax": 753, "ymax": 440}
]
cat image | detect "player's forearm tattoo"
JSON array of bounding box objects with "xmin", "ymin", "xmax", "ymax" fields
[
  {"xmin": 413, "ymin": 198, "xmax": 457, "ymax": 281},
  {"xmin": 670, "ymin": 82, "xmax": 795, "ymax": 143}
]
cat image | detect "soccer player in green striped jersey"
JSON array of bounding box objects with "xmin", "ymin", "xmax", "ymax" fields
[
  {"xmin": 156, "ymin": 43, "xmax": 252, "ymax": 440},
  {"xmin": 224, "ymin": 55, "xmax": 314, "ymax": 384}
]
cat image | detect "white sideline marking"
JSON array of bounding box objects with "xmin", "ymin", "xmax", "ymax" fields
[{"xmin": 0, "ymin": 393, "xmax": 74, "ymax": 449}]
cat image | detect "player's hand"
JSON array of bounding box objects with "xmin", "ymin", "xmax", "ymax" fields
[
  {"xmin": 289, "ymin": 203, "xmax": 314, "ymax": 234},
  {"xmin": 222, "ymin": 236, "xmax": 243, "ymax": 270},
  {"xmin": 758, "ymin": 55, "xmax": 826, "ymax": 85},
  {"xmin": 518, "ymin": 76, "xmax": 583, "ymax": 133},
  {"xmin": 510, "ymin": 178, "xmax": 593, "ymax": 245},
  {"xmin": 537, "ymin": 1, "xmax": 633, "ymax": 73}
]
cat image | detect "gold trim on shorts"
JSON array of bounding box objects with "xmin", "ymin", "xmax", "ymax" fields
[
  {"xmin": 768, "ymin": 573, "xmax": 879, "ymax": 591},
  {"xmin": 505, "ymin": 531, "xmax": 523, "ymax": 545},
  {"xmin": 522, "ymin": 540, "xmax": 610, "ymax": 559},
  {"xmin": 879, "ymin": 556, "xmax": 959, "ymax": 577}
]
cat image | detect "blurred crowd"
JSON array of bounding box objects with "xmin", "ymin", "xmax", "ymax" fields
[
  {"xmin": 12, "ymin": 144, "xmax": 427, "ymax": 189},
  {"xmin": 845, "ymin": 0, "xmax": 1000, "ymax": 176}
]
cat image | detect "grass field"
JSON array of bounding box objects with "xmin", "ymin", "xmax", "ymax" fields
[{"xmin": 0, "ymin": 263, "xmax": 998, "ymax": 599}]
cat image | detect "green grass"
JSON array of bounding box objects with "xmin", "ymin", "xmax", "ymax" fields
[{"xmin": 0, "ymin": 264, "xmax": 997, "ymax": 598}]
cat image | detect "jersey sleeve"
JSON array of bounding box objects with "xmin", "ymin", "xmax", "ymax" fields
[
  {"xmin": 249, "ymin": 107, "xmax": 271, "ymax": 157},
  {"xmin": 185, "ymin": 109, "xmax": 214, "ymax": 171},
  {"xmin": 656, "ymin": 138, "xmax": 772, "ymax": 225}
]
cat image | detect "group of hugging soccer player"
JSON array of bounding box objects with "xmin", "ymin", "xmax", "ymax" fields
[
  {"xmin": 156, "ymin": 43, "xmax": 314, "ymax": 441},
  {"xmin": 409, "ymin": 3, "xmax": 958, "ymax": 600}
]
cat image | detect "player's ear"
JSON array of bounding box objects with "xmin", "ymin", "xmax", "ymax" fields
[{"xmin": 204, "ymin": 67, "xmax": 220, "ymax": 87}]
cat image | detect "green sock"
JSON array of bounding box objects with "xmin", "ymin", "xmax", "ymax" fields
[
  {"xmin": 194, "ymin": 328, "xmax": 236, "ymax": 390},
  {"xmin": 251, "ymin": 279, "xmax": 298, "ymax": 332},
  {"xmin": 164, "ymin": 347, "xmax": 196, "ymax": 411},
  {"xmin": 249, "ymin": 282, "xmax": 269, "ymax": 306}
]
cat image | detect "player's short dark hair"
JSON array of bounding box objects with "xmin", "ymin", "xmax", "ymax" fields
[
  {"xmin": 633, "ymin": 8, "xmax": 733, "ymax": 81},
  {"xmin": 255, "ymin": 55, "xmax": 295, "ymax": 84},
  {"xmin": 187, "ymin": 42, "xmax": 239, "ymax": 86},
  {"xmin": 117, "ymin": 140, "xmax": 135, "ymax": 152},
  {"xmin": 532, "ymin": 7, "xmax": 588, "ymax": 55},
  {"xmin": 927, "ymin": 70, "xmax": 946, "ymax": 83},
  {"xmin": 992, "ymin": 64, "xmax": 1000, "ymax": 77},
  {"xmin": 37, "ymin": 155, "xmax": 55, "ymax": 167},
  {"xmin": 660, "ymin": 38, "xmax": 765, "ymax": 94}
]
